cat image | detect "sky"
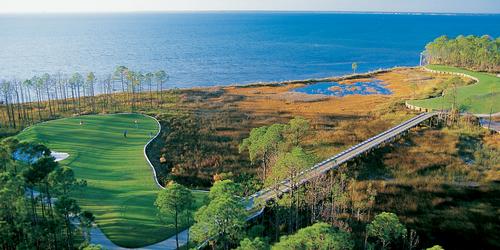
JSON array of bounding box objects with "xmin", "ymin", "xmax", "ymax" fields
[{"xmin": 1, "ymin": 0, "xmax": 500, "ymax": 14}]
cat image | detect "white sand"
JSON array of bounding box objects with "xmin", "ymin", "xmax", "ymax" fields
[{"xmin": 51, "ymin": 151, "xmax": 69, "ymax": 162}]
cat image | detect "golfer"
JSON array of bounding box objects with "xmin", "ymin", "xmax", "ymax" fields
[{"xmin": 124, "ymin": 130, "xmax": 128, "ymax": 138}]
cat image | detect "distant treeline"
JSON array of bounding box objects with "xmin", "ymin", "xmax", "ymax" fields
[
  {"xmin": 424, "ymin": 35, "xmax": 500, "ymax": 72},
  {"xmin": 0, "ymin": 66, "xmax": 170, "ymax": 132}
]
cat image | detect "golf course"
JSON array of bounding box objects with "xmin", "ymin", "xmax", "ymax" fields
[
  {"xmin": 407, "ymin": 65, "xmax": 499, "ymax": 114},
  {"xmin": 16, "ymin": 113, "xmax": 206, "ymax": 248}
]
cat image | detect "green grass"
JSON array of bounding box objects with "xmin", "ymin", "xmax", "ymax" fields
[
  {"xmin": 408, "ymin": 65, "xmax": 499, "ymax": 114},
  {"xmin": 17, "ymin": 113, "xmax": 207, "ymax": 248}
]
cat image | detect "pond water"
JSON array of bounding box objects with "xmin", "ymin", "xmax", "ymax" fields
[{"xmin": 292, "ymin": 79, "xmax": 392, "ymax": 97}]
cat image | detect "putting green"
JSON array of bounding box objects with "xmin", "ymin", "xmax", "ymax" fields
[
  {"xmin": 408, "ymin": 65, "xmax": 499, "ymax": 114},
  {"xmin": 17, "ymin": 113, "xmax": 206, "ymax": 248}
]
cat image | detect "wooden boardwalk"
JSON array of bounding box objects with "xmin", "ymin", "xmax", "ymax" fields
[{"xmin": 248, "ymin": 112, "xmax": 438, "ymax": 207}]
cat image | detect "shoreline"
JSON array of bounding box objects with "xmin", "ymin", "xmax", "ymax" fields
[{"xmin": 2, "ymin": 65, "xmax": 419, "ymax": 106}]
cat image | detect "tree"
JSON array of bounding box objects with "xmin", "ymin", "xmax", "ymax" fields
[
  {"xmin": 126, "ymin": 70, "xmax": 139, "ymax": 110},
  {"xmin": 240, "ymin": 124, "xmax": 286, "ymax": 179},
  {"xmin": 155, "ymin": 182, "xmax": 194, "ymax": 249},
  {"xmin": 236, "ymin": 237, "xmax": 269, "ymax": 250},
  {"xmin": 22, "ymin": 79, "xmax": 35, "ymax": 124},
  {"xmin": 0, "ymin": 142, "xmax": 85, "ymax": 249},
  {"xmin": 0, "ymin": 158, "xmax": 27, "ymax": 249},
  {"xmin": 145, "ymin": 72, "xmax": 155, "ymax": 107},
  {"xmin": 208, "ymin": 179, "xmax": 241, "ymax": 200},
  {"xmin": 70, "ymin": 73, "xmax": 84, "ymax": 113},
  {"xmin": 0, "ymin": 80, "xmax": 16, "ymax": 128},
  {"xmin": 284, "ymin": 117, "xmax": 310, "ymax": 147},
  {"xmin": 270, "ymin": 147, "xmax": 315, "ymax": 231},
  {"xmin": 424, "ymin": 35, "xmax": 500, "ymax": 72},
  {"xmin": 48, "ymin": 165, "xmax": 81, "ymax": 196},
  {"xmin": 79, "ymin": 211, "xmax": 95, "ymax": 245},
  {"xmin": 240, "ymin": 117, "xmax": 311, "ymax": 180},
  {"xmin": 366, "ymin": 212, "xmax": 407, "ymax": 249},
  {"xmin": 349, "ymin": 181, "xmax": 377, "ymax": 222},
  {"xmin": 41, "ymin": 73, "xmax": 54, "ymax": 117},
  {"xmin": 352, "ymin": 62, "xmax": 358, "ymax": 74},
  {"xmin": 114, "ymin": 66, "xmax": 129, "ymax": 108},
  {"xmin": 155, "ymin": 70, "xmax": 169, "ymax": 106},
  {"xmin": 55, "ymin": 195, "xmax": 80, "ymax": 249},
  {"xmin": 114, "ymin": 66, "xmax": 128, "ymax": 93},
  {"xmin": 86, "ymin": 72, "xmax": 96, "ymax": 112},
  {"xmin": 191, "ymin": 180, "xmax": 246, "ymax": 250},
  {"xmin": 272, "ymin": 222, "xmax": 354, "ymax": 250}
]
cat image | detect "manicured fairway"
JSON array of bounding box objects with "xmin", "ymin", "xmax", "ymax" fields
[
  {"xmin": 408, "ymin": 65, "xmax": 499, "ymax": 114},
  {"xmin": 17, "ymin": 114, "xmax": 206, "ymax": 248}
]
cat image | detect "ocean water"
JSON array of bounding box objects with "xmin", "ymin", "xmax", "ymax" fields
[
  {"xmin": 0, "ymin": 12, "xmax": 499, "ymax": 88},
  {"xmin": 293, "ymin": 80, "xmax": 392, "ymax": 96}
]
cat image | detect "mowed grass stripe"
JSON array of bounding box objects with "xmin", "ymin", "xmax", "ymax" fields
[
  {"xmin": 17, "ymin": 114, "xmax": 206, "ymax": 248},
  {"xmin": 408, "ymin": 65, "xmax": 499, "ymax": 114}
]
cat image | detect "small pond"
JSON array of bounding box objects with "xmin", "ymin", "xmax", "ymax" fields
[{"xmin": 292, "ymin": 79, "xmax": 392, "ymax": 97}]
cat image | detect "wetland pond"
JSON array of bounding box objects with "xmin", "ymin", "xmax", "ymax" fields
[{"xmin": 293, "ymin": 79, "xmax": 392, "ymax": 97}]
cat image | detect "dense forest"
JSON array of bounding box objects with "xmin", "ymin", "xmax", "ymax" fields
[
  {"xmin": 424, "ymin": 35, "xmax": 500, "ymax": 72},
  {"xmin": 0, "ymin": 139, "xmax": 94, "ymax": 249}
]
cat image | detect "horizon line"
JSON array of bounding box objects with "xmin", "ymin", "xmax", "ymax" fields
[{"xmin": 1, "ymin": 10, "xmax": 499, "ymax": 15}]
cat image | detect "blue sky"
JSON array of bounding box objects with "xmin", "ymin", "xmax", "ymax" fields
[{"xmin": 1, "ymin": 0, "xmax": 500, "ymax": 13}]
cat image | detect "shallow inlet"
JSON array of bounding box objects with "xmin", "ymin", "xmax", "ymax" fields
[{"xmin": 292, "ymin": 80, "xmax": 392, "ymax": 97}]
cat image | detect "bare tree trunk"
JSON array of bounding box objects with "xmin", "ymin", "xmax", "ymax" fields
[
  {"xmin": 14, "ymin": 84, "xmax": 23, "ymax": 127},
  {"xmin": 36, "ymin": 88, "xmax": 43, "ymax": 121},
  {"xmin": 45, "ymin": 85, "xmax": 53, "ymax": 118}
]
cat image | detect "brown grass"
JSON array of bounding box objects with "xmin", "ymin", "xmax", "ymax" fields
[{"xmin": 149, "ymin": 67, "xmax": 486, "ymax": 186}]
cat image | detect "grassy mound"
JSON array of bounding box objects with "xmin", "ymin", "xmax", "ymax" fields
[
  {"xmin": 17, "ymin": 113, "xmax": 206, "ymax": 248},
  {"xmin": 407, "ymin": 65, "xmax": 499, "ymax": 114}
]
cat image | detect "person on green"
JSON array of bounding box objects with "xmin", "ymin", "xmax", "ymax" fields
[{"xmin": 124, "ymin": 130, "xmax": 128, "ymax": 138}]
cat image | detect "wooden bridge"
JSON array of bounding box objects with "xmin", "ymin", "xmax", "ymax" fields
[
  {"xmin": 197, "ymin": 112, "xmax": 440, "ymax": 249},
  {"xmin": 247, "ymin": 112, "xmax": 439, "ymax": 210}
]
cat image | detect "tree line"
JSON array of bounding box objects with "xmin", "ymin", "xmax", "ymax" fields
[
  {"xmin": 0, "ymin": 66, "xmax": 169, "ymax": 132},
  {"xmin": 0, "ymin": 139, "xmax": 95, "ymax": 249},
  {"xmin": 424, "ymin": 35, "xmax": 500, "ymax": 72}
]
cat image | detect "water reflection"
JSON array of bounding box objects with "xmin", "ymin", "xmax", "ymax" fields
[{"xmin": 292, "ymin": 79, "xmax": 392, "ymax": 97}]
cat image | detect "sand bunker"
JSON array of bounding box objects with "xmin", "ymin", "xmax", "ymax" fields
[{"xmin": 51, "ymin": 151, "xmax": 69, "ymax": 162}]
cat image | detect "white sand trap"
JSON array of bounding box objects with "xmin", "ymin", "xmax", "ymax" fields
[{"xmin": 51, "ymin": 151, "xmax": 69, "ymax": 162}]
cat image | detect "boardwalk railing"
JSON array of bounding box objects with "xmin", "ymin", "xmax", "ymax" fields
[
  {"xmin": 196, "ymin": 112, "xmax": 438, "ymax": 249},
  {"xmin": 248, "ymin": 112, "xmax": 438, "ymax": 206}
]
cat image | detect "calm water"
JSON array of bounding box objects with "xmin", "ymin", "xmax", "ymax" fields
[
  {"xmin": 293, "ymin": 80, "xmax": 392, "ymax": 96},
  {"xmin": 0, "ymin": 12, "xmax": 499, "ymax": 88}
]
